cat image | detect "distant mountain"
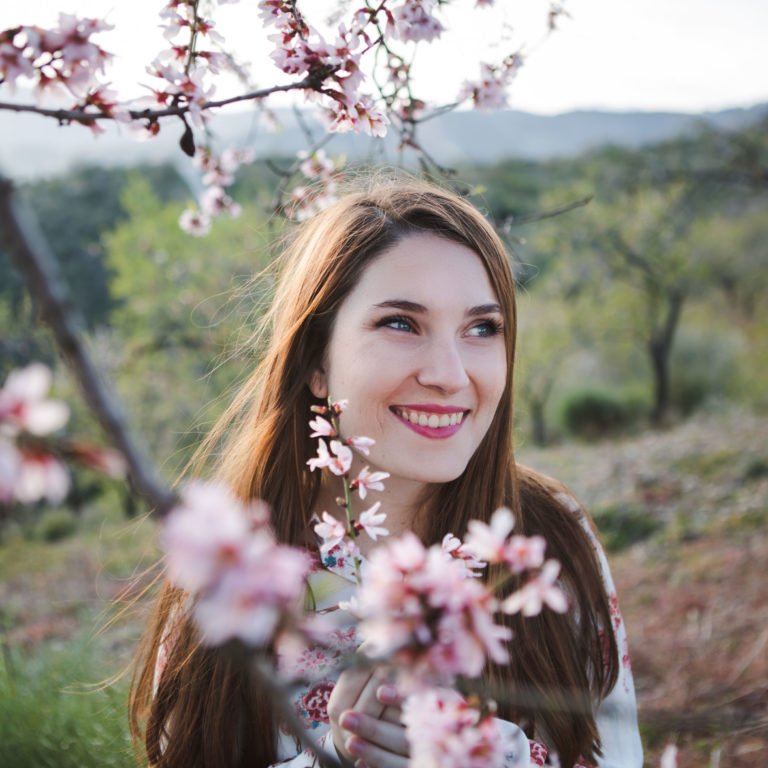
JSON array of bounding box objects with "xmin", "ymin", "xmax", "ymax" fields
[{"xmin": 1, "ymin": 101, "xmax": 766, "ymax": 180}]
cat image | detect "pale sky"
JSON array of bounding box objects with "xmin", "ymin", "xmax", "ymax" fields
[{"xmin": 1, "ymin": 0, "xmax": 767, "ymax": 115}]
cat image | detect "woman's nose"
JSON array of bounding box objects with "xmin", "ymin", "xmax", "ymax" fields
[{"xmin": 415, "ymin": 336, "xmax": 470, "ymax": 393}]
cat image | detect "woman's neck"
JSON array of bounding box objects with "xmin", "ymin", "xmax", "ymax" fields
[{"xmin": 314, "ymin": 467, "xmax": 426, "ymax": 557}]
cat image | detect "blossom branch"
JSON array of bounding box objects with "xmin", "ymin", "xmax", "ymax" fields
[
  {"xmin": 0, "ymin": 77, "xmax": 315, "ymax": 124},
  {"xmin": 0, "ymin": 176, "xmax": 176, "ymax": 517}
]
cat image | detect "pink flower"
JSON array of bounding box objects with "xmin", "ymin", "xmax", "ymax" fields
[
  {"xmin": 14, "ymin": 450, "xmax": 70, "ymax": 504},
  {"xmin": 458, "ymin": 58, "xmax": 522, "ymax": 111},
  {"xmin": 0, "ymin": 439, "xmax": 20, "ymax": 502},
  {"xmin": 0, "ymin": 363, "xmax": 70, "ymax": 437},
  {"xmin": 402, "ymin": 688, "xmax": 507, "ymax": 768},
  {"xmin": 502, "ymin": 560, "xmax": 568, "ymax": 617},
  {"xmin": 307, "ymin": 438, "xmax": 352, "ymax": 476},
  {"xmin": 355, "ymin": 533, "xmax": 511, "ymax": 683},
  {"xmin": 161, "ymin": 481, "xmax": 252, "ymax": 593},
  {"xmin": 357, "ymin": 502, "xmax": 389, "ymax": 541},
  {"xmin": 351, "ymin": 466, "xmax": 389, "ymax": 499},
  {"xmin": 346, "ymin": 435, "xmax": 374, "ymax": 456},
  {"xmin": 193, "ymin": 531, "xmax": 311, "ymax": 646},
  {"xmin": 504, "ymin": 534, "xmax": 546, "ymax": 572},
  {"xmin": 308, "ymin": 415, "xmax": 335, "ymax": 438},
  {"xmin": 314, "ymin": 511, "xmax": 347, "ymax": 553},
  {"xmin": 441, "ymin": 533, "xmax": 486, "ymax": 577},
  {"xmin": 179, "ymin": 208, "xmax": 211, "ymax": 236},
  {"xmin": 464, "ymin": 507, "xmax": 514, "ymax": 563},
  {"xmin": 392, "ymin": 1, "xmax": 445, "ymax": 43},
  {"xmin": 161, "ymin": 480, "xmax": 310, "ymax": 647}
]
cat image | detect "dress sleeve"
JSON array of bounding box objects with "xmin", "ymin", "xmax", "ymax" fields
[
  {"xmin": 268, "ymin": 729, "xmax": 340, "ymax": 767},
  {"xmin": 555, "ymin": 492, "xmax": 644, "ymax": 768}
]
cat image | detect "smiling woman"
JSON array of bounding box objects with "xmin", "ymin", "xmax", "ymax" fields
[{"xmin": 129, "ymin": 175, "xmax": 643, "ymax": 768}]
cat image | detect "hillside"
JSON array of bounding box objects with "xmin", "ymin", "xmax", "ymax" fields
[{"xmin": 2, "ymin": 100, "xmax": 766, "ymax": 180}]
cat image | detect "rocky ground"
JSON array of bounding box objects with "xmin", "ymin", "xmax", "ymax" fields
[{"xmin": 519, "ymin": 404, "xmax": 768, "ymax": 767}]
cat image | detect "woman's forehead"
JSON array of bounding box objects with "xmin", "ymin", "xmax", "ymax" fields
[{"xmin": 348, "ymin": 232, "xmax": 500, "ymax": 308}]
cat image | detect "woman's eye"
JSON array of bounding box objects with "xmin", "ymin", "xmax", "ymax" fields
[
  {"xmin": 377, "ymin": 315, "xmax": 415, "ymax": 333},
  {"xmin": 467, "ymin": 320, "xmax": 503, "ymax": 338}
]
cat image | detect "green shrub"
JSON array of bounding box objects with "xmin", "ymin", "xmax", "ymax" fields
[
  {"xmin": 36, "ymin": 510, "xmax": 78, "ymax": 543},
  {"xmin": 592, "ymin": 502, "xmax": 663, "ymax": 551},
  {"xmin": 559, "ymin": 386, "xmax": 647, "ymax": 440},
  {"xmin": 0, "ymin": 636, "xmax": 134, "ymax": 768}
]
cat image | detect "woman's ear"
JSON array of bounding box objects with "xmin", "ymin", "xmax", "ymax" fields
[{"xmin": 308, "ymin": 367, "xmax": 328, "ymax": 399}]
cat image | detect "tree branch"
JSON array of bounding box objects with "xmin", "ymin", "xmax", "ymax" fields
[
  {"xmin": 0, "ymin": 176, "xmax": 177, "ymax": 518},
  {"xmin": 0, "ymin": 77, "xmax": 315, "ymax": 125}
]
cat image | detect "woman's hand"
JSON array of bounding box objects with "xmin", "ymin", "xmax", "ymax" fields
[{"xmin": 327, "ymin": 664, "xmax": 409, "ymax": 768}]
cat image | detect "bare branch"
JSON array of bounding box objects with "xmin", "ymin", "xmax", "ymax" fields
[
  {"xmin": 503, "ymin": 195, "xmax": 594, "ymax": 227},
  {"xmin": 0, "ymin": 77, "xmax": 316, "ymax": 125},
  {"xmin": 0, "ymin": 176, "xmax": 176, "ymax": 518}
]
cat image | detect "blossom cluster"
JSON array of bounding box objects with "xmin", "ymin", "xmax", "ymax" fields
[
  {"xmin": 306, "ymin": 399, "xmax": 390, "ymax": 577},
  {"xmin": 0, "ymin": 363, "xmax": 125, "ymax": 505},
  {"xmin": 0, "ymin": 364, "xmax": 70, "ymax": 504},
  {"xmin": 285, "ymin": 149, "xmax": 342, "ymax": 222},
  {"xmin": 161, "ymin": 480, "xmax": 313, "ymax": 646},
  {"xmin": 402, "ymin": 688, "xmax": 509, "ymax": 768},
  {"xmin": 179, "ymin": 145, "xmax": 254, "ymax": 235}
]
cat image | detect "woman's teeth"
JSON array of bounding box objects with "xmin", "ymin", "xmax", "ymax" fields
[{"xmin": 394, "ymin": 408, "xmax": 465, "ymax": 427}]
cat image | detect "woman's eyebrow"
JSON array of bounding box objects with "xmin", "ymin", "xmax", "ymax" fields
[{"xmin": 372, "ymin": 299, "xmax": 502, "ymax": 316}]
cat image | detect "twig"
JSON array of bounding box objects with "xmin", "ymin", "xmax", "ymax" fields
[
  {"xmin": 0, "ymin": 77, "xmax": 315, "ymax": 124},
  {"xmin": 0, "ymin": 176, "xmax": 176, "ymax": 518},
  {"xmin": 503, "ymin": 195, "xmax": 593, "ymax": 227}
]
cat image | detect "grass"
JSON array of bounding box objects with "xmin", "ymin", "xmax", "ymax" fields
[{"xmin": 0, "ymin": 632, "xmax": 136, "ymax": 768}]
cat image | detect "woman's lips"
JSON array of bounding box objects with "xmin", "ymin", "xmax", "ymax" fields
[{"xmin": 390, "ymin": 406, "xmax": 468, "ymax": 439}]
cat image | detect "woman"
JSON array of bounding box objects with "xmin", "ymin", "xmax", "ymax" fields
[{"xmin": 130, "ymin": 177, "xmax": 642, "ymax": 767}]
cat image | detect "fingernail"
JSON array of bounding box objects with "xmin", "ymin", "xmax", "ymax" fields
[
  {"xmin": 377, "ymin": 683, "xmax": 398, "ymax": 703},
  {"xmin": 346, "ymin": 736, "xmax": 365, "ymax": 757},
  {"xmin": 340, "ymin": 711, "xmax": 360, "ymax": 730}
]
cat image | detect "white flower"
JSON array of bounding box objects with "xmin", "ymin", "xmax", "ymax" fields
[
  {"xmin": 358, "ymin": 502, "xmax": 389, "ymax": 541},
  {"xmin": 352, "ymin": 466, "xmax": 389, "ymax": 499},
  {"xmin": 314, "ymin": 511, "xmax": 347, "ymax": 553},
  {"xmin": 501, "ymin": 560, "xmax": 568, "ymax": 617}
]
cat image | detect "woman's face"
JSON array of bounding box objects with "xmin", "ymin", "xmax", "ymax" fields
[{"xmin": 311, "ymin": 232, "xmax": 508, "ymax": 491}]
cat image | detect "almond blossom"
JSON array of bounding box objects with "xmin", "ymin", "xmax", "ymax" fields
[
  {"xmin": 314, "ymin": 510, "xmax": 347, "ymax": 553},
  {"xmin": 356, "ymin": 501, "xmax": 389, "ymax": 541},
  {"xmin": 13, "ymin": 449, "xmax": 70, "ymax": 504},
  {"xmin": 354, "ymin": 532, "xmax": 511, "ymax": 684},
  {"xmin": 464, "ymin": 507, "xmax": 546, "ymax": 572},
  {"xmin": 308, "ymin": 414, "xmax": 335, "ymax": 438},
  {"xmin": 391, "ymin": 0, "xmax": 445, "ymax": 43},
  {"xmin": 346, "ymin": 434, "xmax": 375, "ymax": 456},
  {"xmin": 349, "ymin": 466, "xmax": 389, "ymax": 499},
  {"xmin": 0, "ymin": 363, "xmax": 69, "ymax": 437},
  {"xmin": 402, "ymin": 688, "xmax": 507, "ymax": 768},
  {"xmin": 306, "ymin": 438, "xmax": 352, "ymax": 476},
  {"xmin": 501, "ymin": 560, "xmax": 568, "ymax": 617},
  {"xmin": 161, "ymin": 480, "xmax": 311, "ymax": 646}
]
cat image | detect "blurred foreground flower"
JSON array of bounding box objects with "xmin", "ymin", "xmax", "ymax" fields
[
  {"xmin": 161, "ymin": 481, "xmax": 312, "ymax": 646},
  {"xmin": 402, "ymin": 688, "xmax": 508, "ymax": 768}
]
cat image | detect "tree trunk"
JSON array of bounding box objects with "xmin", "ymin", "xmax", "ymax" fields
[
  {"xmin": 649, "ymin": 289, "xmax": 685, "ymax": 426},
  {"xmin": 530, "ymin": 399, "xmax": 548, "ymax": 447}
]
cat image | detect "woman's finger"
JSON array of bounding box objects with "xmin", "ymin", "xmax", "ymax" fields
[
  {"xmin": 350, "ymin": 664, "xmax": 393, "ymax": 719},
  {"xmin": 340, "ymin": 711, "xmax": 409, "ymax": 756}
]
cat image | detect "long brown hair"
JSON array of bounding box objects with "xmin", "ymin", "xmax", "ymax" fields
[{"xmin": 129, "ymin": 176, "xmax": 618, "ymax": 767}]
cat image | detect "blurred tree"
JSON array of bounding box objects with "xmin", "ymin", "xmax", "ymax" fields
[{"xmin": 102, "ymin": 174, "xmax": 276, "ymax": 477}]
